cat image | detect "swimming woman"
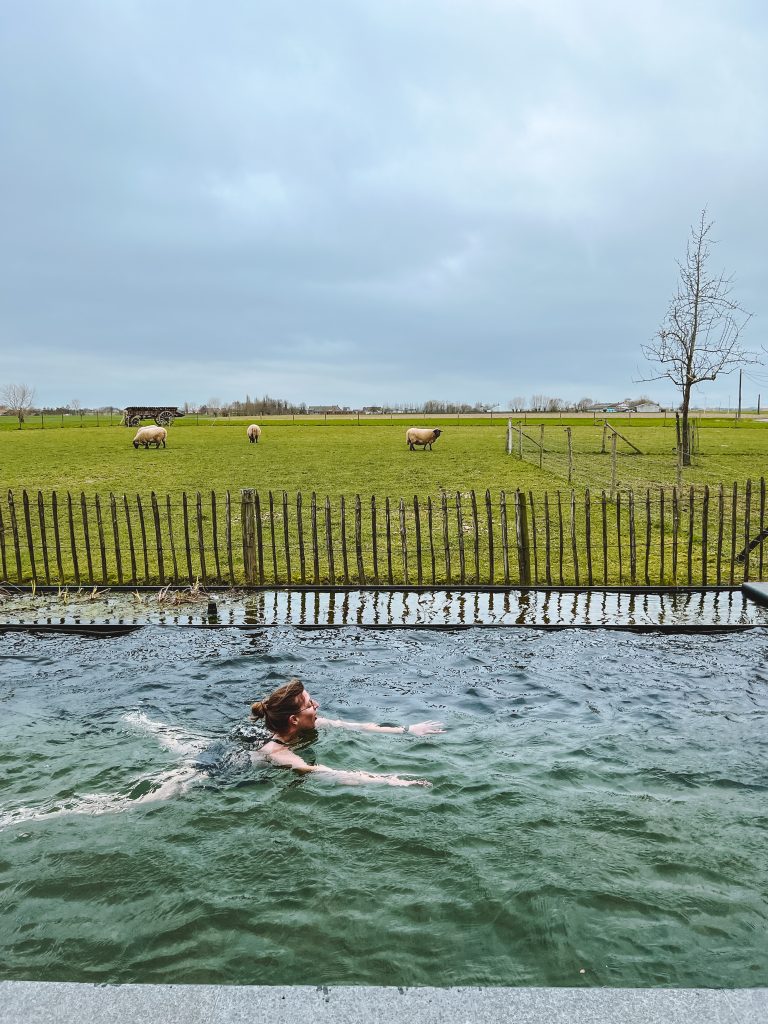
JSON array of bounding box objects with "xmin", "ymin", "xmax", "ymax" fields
[{"xmin": 250, "ymin": 678, "xmax": 444, "ymax": 787}]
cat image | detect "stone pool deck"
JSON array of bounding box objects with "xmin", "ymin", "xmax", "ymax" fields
[{"xmin": 1, "ymin": 982, "xmax": 766, "ymax": 1023}]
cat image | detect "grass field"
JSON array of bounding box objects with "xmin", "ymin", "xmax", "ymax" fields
[{"xmin": 1, "ymin": 418, "xmax": 767, "ymax": 586}]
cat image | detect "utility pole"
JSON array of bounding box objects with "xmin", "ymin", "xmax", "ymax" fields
[{"xmin": 737, "ymin": 368, "xmax": 742, "ymax": 420}]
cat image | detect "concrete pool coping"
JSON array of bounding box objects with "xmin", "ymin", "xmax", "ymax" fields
[{"xmin": 2, "ymin": 982, "xmax": 767, "ymax": 1023}]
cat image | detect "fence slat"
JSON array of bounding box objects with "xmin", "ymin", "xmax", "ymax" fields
[
  {"xmin": 544, "ymin": 492, "xmax": 552, "ymax": 585},
  {"xmin": 414, "ymin": 496, "xmax": 423, "ymax": 585},
  {"xmin": 340, "ymin": 496, "xmax": 349, "ymax": 584},
  {"xmin": 355, "ymin": 495, "xmax": 366, "ymax": 584},
  {"xmin": 94, "ymin": 495, "xmax": 108, "ymax": 584},
  {"xmin": 370, "ymin": 496, "xmax": 378, "ymax": 585},
  {"xmin": 557, "ymin": 491, "xmax": 564, "ymax": 585},
  {"xmin": 166, "ymin": 495, "xmax": 179, "ymax": 583},
  {"xmin": 569, "ymin": 490, "xmax": 579, "ymax": 585},
  {"xmin": 226, "ymin": 491, "xmax": 235, "ymax": 585},
  {"xmin": 80, "ymin": 493, "xmax": 95, "ymax": 584},
  {"xmin": 310, "ymin": 492, "xmax": 320, "ymax": 583},
  {"xmin": 585, "ymin": 489, "xmax": 593, "ymax": 586},
  {"xmin": 760, "ymin": 478, "xmax": 766, "ymax": 579},
  {"xmin": 671, "ymin": 487, "xmax": 679, "ymax": 583},
  {"xmin": 8, "ymin": 491, "xmax": 22, "ymax": 582},
  {"xmin": 744, "ymin": 479, "xmax": 752, "ymax": 583},
  {"xmin": 485, "ymin": 489, "xmax": 494, "ymax": 585},
  {"xmin": 399, "ymin": 498, "xmax": 409, "ymax": 585},
  {"xmin": 659, "ymin": 489, "xmax": 665, "ymax": 585},
  {"xmin": 427, "ymin": 497, "xmax": 436, "ymax": 585},
  {"xmin": 628, "ymin": 489, "xmax": 636, "ymax": 584},
  {"xmin": 644, "ymin": 489, "xmax": 651, "ymax": 586},
  {"xmin": 615, "ymin": 493, "xmax": 622, "ymax": 585},
  {"xmin": 601, "ymin": 490, "xmax": 608, "ymax": 585},
  {"xmin": 151, "ymin": 492, "xmax": 164, "ymax": 584},
  {"xmin": 0, "ymin": 501, "xmax": 7, "ymax": 581},
  {"xmin": 297, "ymin": 492, "xmax": 306, "ymax": 584},
  {"xmin": 500, "ymin": 491, "xmax": 510, "ymax": 585},
  {"xmin": 470, "ymin": 490, "xmax": 480, "ymax": 583},
  {"xmin": 687, "ymin": 486, "xmax": 695, "ymax": 585},
  {"xmin": 182, "ymin": 492, "xmax": 193, "ymax": 583},
  {"xmin": 135, "ymin": 495, "xmax": 149, "ymax": 583},
  {"xmin": 716, "ymin": 484, "xmax": 724, "ymax": 586},
  {"xmin": 279, "ymin": 491, "xmax": 290, "ymax": 585},
  {"xmin": 122, "ymin": 495, "xmax": 137, "ymax": 584},
  {"xmin": 729, "ymin": 482, "xmax": 737, "ymax": 584},
  {"xmin": 211, "ymin": 491, "xmax": 221, "ymax": 583},
  {"xmin": 441, "ymin": 492, "xmax": 451, "ymax": 583},
  {"xmin": 324, "ymin": 496, "xmax": 335, "ymax": 584},
  {"xmin": 22, "ymin": 491, "xmax": 37, "ymax": 583},
  {"xmin": 241, "ymin": 489, "xmax": 255, "ymax": 585},
  {"xmin": 67, "ymin": 492, "xmax": 80, "ymax": 585},
  {"xmin": 528, "ymin": 491, "xmax": 538, "ymax": 584},
  {"xmin": 269, "ymin": 491, "xmax": 279, "ymax": 584},
  {"xmin": 52, "ymin": 491, "xmax": 64, "ymax": 583},
  {"xmin": 385, "ymin": 497, "xmax": 394, "ymax": 584},
  {"xmin": 254, "ymin": 491, "xmax": 264, "ymax": 584},
  {"xmin": 37, "ymin": 491, "xmax": 50, "ymax": 584},
  {"xmin": 110, "ymin": 493, "xmax": 123, "ymax": 584},
  {"xmin": 455, "ymin": 493, "xmax": 465, "ymax": 584},
  {"xmin": 702, "ymin": 485, "xmax": 709, "ymax": 586}
]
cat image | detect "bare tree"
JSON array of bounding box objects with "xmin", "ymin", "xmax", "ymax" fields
[
  {"xmin": 576, "ymin": 397, "xmax": 593, "ymax": 412},
  {"xmin": 509, "ymin": 396, "xmax": 526, "ymax": 412},
  {"xmin": 2, "ymin": 382, "xmax": 35, "ymax": 428},
  {"xmin": 643, "ymin": 211, "xmax": 755, "ymax": 465}
]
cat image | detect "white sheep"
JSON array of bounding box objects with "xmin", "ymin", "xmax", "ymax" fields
[
  {"xmin": 133, "ymin": 425, "xmax": 167, "ymax": 449},
  {"xmin": 247, "ymin": 424, "xmax": 262, "ymax": 444},
  {"xmin": 406, "ymin": 427, "xmax": 442, "ymax": 451}
]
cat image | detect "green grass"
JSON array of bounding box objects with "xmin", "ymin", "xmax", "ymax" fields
[{"xmin": 1, "ymin": 419, "xmax": 767, "ymax": 586}]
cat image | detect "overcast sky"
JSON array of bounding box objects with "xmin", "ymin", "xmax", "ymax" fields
[{"xmin": 1, "ymin": 0, "xmax": 767, "ymax": 409}]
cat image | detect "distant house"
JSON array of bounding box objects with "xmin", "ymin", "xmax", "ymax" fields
[
  {"xmin": 307, "ymin": 405, "xmax": 344, "ymax": 414},
  {"xmin": 362, "ymin": 406, "xmax": 383, "ymax": 415},
  {"xmin": 587, "ymin": 400, "xmax": 662, "ymax": 414}
]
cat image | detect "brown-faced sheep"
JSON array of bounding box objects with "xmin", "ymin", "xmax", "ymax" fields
[
  {"xmin": 406, "ymin": 427, "xmax": 442, "ymax": 451},
  {"xmin": 247, "ymin": 424, "xmax": 262, "ymax": 444},
  {"xmin": 133, "ymin": 425, "xmax": 167, "ymax": 449}
]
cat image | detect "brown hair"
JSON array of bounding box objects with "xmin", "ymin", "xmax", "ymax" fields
[{"xmin": 250, "ymin": 678, "xmax": 305, "ymax": 734}]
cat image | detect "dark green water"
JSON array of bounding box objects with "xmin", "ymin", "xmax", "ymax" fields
[{"xmin": 1, "ymin": 627, "xmax": 767, "ymax": 987}]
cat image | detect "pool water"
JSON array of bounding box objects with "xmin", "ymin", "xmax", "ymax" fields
[{"xmin": 1, "ymin": 627, "xmax": 767, "ymax": 987}]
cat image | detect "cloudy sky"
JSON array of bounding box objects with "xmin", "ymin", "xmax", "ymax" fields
[{"xmin": 1, "ymin": 0, "xmax": 767, "ymax": 409}]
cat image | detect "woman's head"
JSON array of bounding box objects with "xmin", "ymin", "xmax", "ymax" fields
[{"xmin": 250, "ymin": 678, "xmax": 319, "ymax": 735}]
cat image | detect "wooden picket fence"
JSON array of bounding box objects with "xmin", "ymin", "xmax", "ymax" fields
[{"xmin": 0, "ymin": 483, "xmax": 766, "ymax": 587}]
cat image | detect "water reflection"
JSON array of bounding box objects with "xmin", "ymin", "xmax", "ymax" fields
[{"xmin": 2, "ymin": 589, "xmax": 768, "ymax": 629}]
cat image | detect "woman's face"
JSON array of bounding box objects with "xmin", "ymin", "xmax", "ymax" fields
[{"xmin": 293, "ymin": 689, "xmax": 319, "ymax": 730}]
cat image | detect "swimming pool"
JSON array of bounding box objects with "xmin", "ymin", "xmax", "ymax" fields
[{"xmin": 1, "ymin": 626, "xmax": 767, "ymax": 988}]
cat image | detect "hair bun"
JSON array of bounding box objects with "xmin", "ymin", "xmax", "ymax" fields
[{"xmin": 250, "ymin": 700, "xmax": 266, "ymax": 719}]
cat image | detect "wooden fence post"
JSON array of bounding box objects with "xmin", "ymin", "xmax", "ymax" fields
[
  {"xmin": 506, "ymin": 419, "xmax": 512, "ymax": 455},
  {"xmin": 455, "ymin": 492, "xmax": 465, "ymax": 584},
  {"xmin": 241, "ymin": 488, "xmax": 256, "ymax": 585},
  {"xmin": 355, "ymin": 494, "xmax": 366, "ymax": 584},
  {"xmin": 515, "ymin": 489, "xmax": 531, "ymax": 585},
  {"xmin": 37, "ymin": 491, "xmax": 50, "ymax": 584},
  {"xmin": 414, "ymin": 496, "xmax": 423, "ymax": 585}
]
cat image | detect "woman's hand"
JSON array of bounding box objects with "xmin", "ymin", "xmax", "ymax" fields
[{"xmin": 407, "ymin": 720, "xmax": 445, "ymax": 736}]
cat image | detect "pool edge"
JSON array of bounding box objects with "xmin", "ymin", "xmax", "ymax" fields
[{"xmin": 1, "ymin": 981, "xmax": 765, "ymax": 1024}]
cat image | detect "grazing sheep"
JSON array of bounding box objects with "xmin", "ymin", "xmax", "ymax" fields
[
  {"xmin": 247, "ymin": 424, "xmax": 262, "ymax": 444},
  {"xmin": 406, "ymin": 427, "xmax": 442, "ymax": 451},
  {"xmin": 133, "ymin": 425, "xmax": 167, "ymax": 449}
]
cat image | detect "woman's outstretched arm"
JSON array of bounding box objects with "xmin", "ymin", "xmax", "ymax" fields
[
  {"xmin": 315, "ymin": 717, "xmax": 445, "ymax": 736},
  {"xmin": 262, "ymin": 744, "xmax": 431, "ymax": 787}
]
